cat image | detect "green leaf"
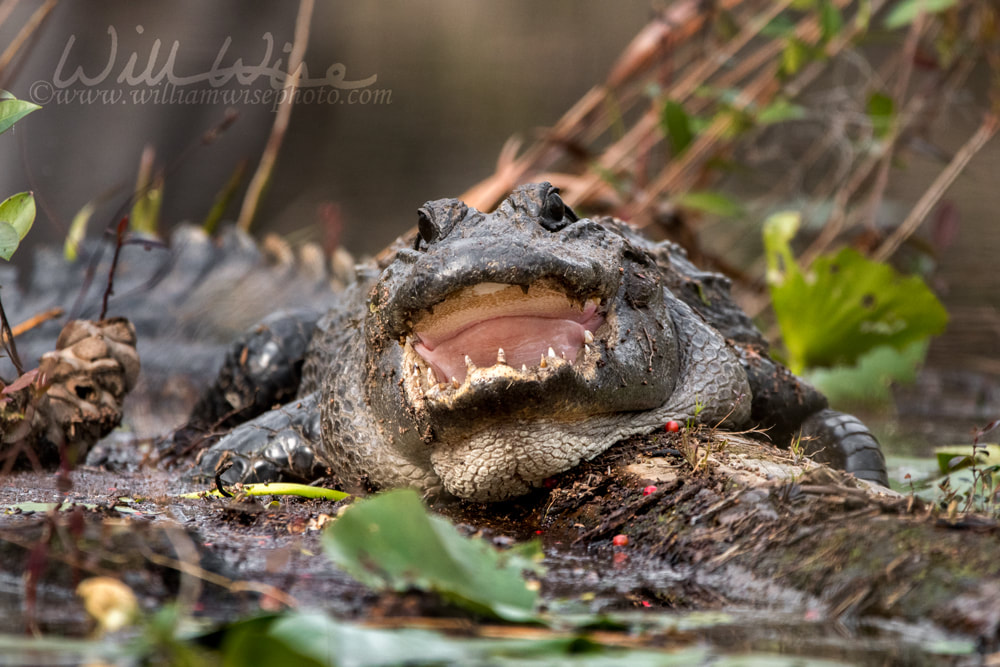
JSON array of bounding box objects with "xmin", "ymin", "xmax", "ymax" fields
[
  {"xmin": 935, "ymin": 445, "xmax": 1000, "ymax": 476},
  {"xmin": 0, "ymin": 192, "xmax": 35, "ymax": 260},
  {"xmin": 322, "ymin": 489, "xmax": 543, "ymax": 622},
  {"xmin": 805, "ymin": 340, "xmax": 927, "ymax": 407},
  {"xmin": 866, "ymin": 92, "xmax": 895, "ymax": 139},
  {"xmin": 819, "ymin": 0, "xmax": 844, "ymax": 42},
  {"xmin": 660, "ymin": 100, "xmax": 693, "ymax": 156},
  {"xmin": 781, "ymin": 38, "xmax": 808, "ymax": 77},
  {"xmin": 130, "ymin": 173, "xmax": 162, "ymax": 235},
  {"xmin": 757, "ymin": 98, "xmax": 807, "ymax": 125},
  {"xmin": 220, "ymin": 611, "xmax": 713, "ymax": 667},
  {"xmin": 675, "ymin": 191, "xmax": 745, "ymax": 218},
  {"xmin": 0, "ymin": 92, "xmax": 40, "ymax": 136},
  {"xmin": 763, "ymin": 212, "xmax": 948, "ymax": 374},
  {"xmin": 883, "ymin": 0, "xmax": 957, "ymax": 29},
  {"xmin": 855, "ymin": 0, "xmax": 873, "ymax": 29},
  {"xmin": 761, "ymin": 14, "xmax": 797, "ymax": 38},
  {"xmin": 65, "ymin": 201, "xmax": 95, "ymax": 262}
]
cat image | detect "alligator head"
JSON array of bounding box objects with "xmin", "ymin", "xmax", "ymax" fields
[{"xmin": 345, "ymin": 182, "xmax": 750, "ymax": 501}]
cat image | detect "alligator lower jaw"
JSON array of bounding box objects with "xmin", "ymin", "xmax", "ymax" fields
[{"xmin": 401, "ymin": 333, "xmax": 604, "ymax": 405}]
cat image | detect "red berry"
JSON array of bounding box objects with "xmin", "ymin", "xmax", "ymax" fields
[
  {"xmin": 612, "ymin": 534, "xmax": 629, "ymax": 546},
  {"xmin": 665, "ymin": 420, "xmax": 680, "ymax": 432},
  {"xmin": 642, "ymin": 485, "xmax": 657, "ymax": 496}
]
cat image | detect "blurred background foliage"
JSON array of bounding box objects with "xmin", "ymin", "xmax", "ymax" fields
[{"xmin": 0, "ymin": 0, "xmax": 998, "ymax": 453}]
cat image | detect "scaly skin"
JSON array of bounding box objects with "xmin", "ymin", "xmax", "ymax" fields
[
  {"xmin": 189, "ymin": 183, "xmax": 888, "ymax": 500},
  {"xmin": 294, "ymin": 183, "xmax": 760, "ymax": 501}
]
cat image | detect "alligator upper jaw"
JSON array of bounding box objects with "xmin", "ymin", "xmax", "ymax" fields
[{"xmin": 401, "ymin": 281, "xmax": 606, "ymax": 397}]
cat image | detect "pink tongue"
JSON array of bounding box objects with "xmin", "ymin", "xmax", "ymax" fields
[{"xmin": 414, "ymin": 316, "xmax": 590, "ymax": 383}]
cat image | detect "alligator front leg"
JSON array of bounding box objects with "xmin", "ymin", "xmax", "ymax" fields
[{"xmin": 191, "ymin": 391, "xmax": 327, "ymax": 485}]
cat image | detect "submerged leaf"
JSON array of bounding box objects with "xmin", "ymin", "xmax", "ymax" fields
[{"xmin": 322, "ymin": 488, "xmax": 542, "ymax": 621}]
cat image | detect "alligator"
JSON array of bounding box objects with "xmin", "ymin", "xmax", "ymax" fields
[{"xmin": 174, "ymin": 182, "xmax": 889, "ymax": 502}]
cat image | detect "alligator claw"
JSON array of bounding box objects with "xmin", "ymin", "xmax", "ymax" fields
[{"xmin": 192, "ymin": 391, "xmax": 326, "ymax": 485}]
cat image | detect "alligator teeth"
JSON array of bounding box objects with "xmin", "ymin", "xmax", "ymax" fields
[
  {"xmin": 548, "ymin": 347, "xmax": 557, "ymax": 359},
  {"xmin": 497, "ymin": 348, "xmax": 506, "ymax": 365},
  {"xmin": 426, "ymin": 367, "xmax": 436, "ymax": 386},
  {"xmin": 539, "ymin": 355, "xmax": 547, "ymax": 369},
  {"xmin": 451, "ymin": 376, "xmax": 460, "ymax": 388},
  {"xmin": 584, "ymin": 330, "xmax": 594, "ymax": 344},
  {"xmin": 585, "ymin": 345, "xmax": 592, "ymax": 355},
  {"xmin": 521, "ymin": 364, "xmax": 528, "ymax": 372},
  {"xmin": 465, "ymin": 355, "xmax": 477, "ymax": 371},
  {"xmin": 560, "ymin": 351, "xmax": 566, "ymax": 360}
]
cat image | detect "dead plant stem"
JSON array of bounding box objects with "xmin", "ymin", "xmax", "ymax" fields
[
  {"xmin": 873, "ymin": 113, "xmax": 999, "ymax": 262},
  {"xmin": 237, "ymin": 0, "xmax": 314, "ymax": 231}
]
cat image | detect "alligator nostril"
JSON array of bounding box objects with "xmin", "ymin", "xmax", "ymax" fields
[
  {"xmin": 539, "ymin": 190, "xmax": 578, "ymax": 232},
  {"xmin": 417, "ymin": 208, "xmax": 439, "ymax": 245}
]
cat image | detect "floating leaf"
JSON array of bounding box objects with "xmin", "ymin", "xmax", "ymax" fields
[
  {"xmin": 883, "ymin": 0, "xmax": 957, "ymax": 29},
  {"xmin": 763, "ymin": 211, "xmax": 948, "ymax": 373},
  {"xmin": 0, "ymin": 92, "xmax": 40, "ymax": 135},
  {"xmin": 675, "ymin": 191, "xmax": 745, "ymax": 218},
  {"xmin": 866, "ymin": 92, "xmax": 895, "ymax": 139},
  {"xmin": 322, "ymin": 489, "xmax": 542, "ymax": 622},
  {"xmin": 660, "ymin": 100, "xmax": 693, "ymax": 156},
  {"xmin": 0, "ymin": 192, "xmax": 35, "ymax": 260}
]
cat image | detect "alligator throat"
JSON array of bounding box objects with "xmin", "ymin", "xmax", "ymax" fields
[{"xmin": 411, "ymin": 282, "xmax": 604, "ymax": 383}]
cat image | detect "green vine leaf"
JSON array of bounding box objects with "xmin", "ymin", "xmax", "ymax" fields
[
  {"xmin": 0, "ymin": 192, "xmax": 35, "ymax": 260},
  {"xmin": 0, "ymin": 91, "xmax": 41, "ymax": 136}
]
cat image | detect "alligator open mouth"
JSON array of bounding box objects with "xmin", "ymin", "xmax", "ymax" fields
[{"xmin": 403, "ymin": 281, "xmax": 606, "ymax": 394}]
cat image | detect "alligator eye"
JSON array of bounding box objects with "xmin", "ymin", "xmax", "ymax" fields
[{"xmin": 539, "ymin": 190, "xmax": 579, "ymax": 231}]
